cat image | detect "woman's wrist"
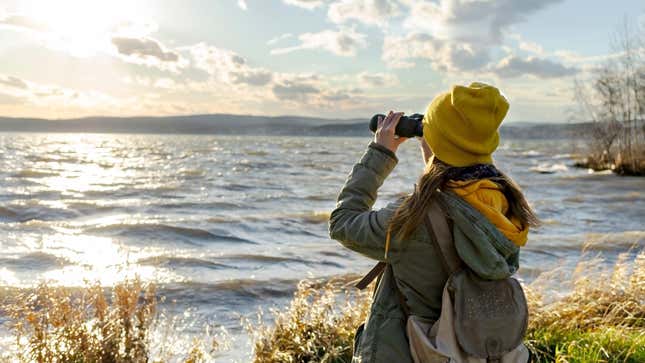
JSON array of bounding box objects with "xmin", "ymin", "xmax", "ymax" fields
[{"xmin": 368, "ymin": 142, "xmax": 398, "ymax": 162}]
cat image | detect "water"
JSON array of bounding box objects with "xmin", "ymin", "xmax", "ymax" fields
[{"xmin": 0, "ymin": 133, "xmax": 643, "ymax": 361}]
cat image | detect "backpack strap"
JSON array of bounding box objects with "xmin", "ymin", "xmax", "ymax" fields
[
  {"xmin": 354, "ymin": 200, "xmax": 460, "ymax": 319},
  {"xmin": 355, "ymin": 261, "xmax": 386, "ymax": 290},
  {"xmin": 355, "ymin": 200, "xmax": 461, "ymax": 290},
  {"xmin": 424, "ymin": 201, "xmax": 462, "ymax": 275},
  {"xmin": 355, "ymin": 262, "xmax": 410, "ymax": 317}
]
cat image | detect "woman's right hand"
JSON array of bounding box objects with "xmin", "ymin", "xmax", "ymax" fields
[{"xmin": 374, "ymin": 111, "xmax": 408, "ymax": 154}]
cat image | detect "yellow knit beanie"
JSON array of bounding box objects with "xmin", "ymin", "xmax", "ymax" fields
[{"xmin": 422, "ymin": 82, "xmax": 509, "ymax": 167}]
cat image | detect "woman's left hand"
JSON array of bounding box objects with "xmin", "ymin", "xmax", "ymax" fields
[{"xmin": 375, "ymin": 111, "xmax": 408, "ymax": 153}]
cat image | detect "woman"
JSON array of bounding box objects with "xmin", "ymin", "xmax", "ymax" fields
[{"xmin": 329, "ymin": 82, "xmax": 539, "ymax": 363}]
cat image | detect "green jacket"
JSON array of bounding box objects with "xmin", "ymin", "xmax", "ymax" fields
[{"xmin": 329, "ymin": 143, "xmax": 520, "ymax": 363}]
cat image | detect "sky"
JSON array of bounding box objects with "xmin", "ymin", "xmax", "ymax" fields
[{"xmin": 0, "ymin": 0, "xmax": 643, "ymax": 122}]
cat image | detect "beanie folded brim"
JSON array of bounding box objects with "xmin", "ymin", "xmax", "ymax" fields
[{"xmin": 423, "ymin": 119, "xmax": 494, "ymax": 167}]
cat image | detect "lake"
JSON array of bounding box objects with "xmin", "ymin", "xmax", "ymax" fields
[{"xmin": 0, "ymin": 133, "xmax": 643, "ymax": 361}]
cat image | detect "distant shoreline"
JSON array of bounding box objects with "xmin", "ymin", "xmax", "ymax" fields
[{"xmin": 0, "ymin": 114, "xmax": 589, "ymax": 139}]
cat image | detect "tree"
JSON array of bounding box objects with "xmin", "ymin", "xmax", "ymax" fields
[{"xmin": 574, "ymin": 19, "xmax": 645, "ymax": 175}]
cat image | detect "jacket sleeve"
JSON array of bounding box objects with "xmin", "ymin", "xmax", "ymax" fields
[{"xmin": 328, "ymin": 142, "xmax": 402, "ymax": 261}]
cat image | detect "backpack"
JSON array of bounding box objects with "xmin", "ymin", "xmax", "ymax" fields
[{"xmin": 356, "ymin": 201, "xmax": 529, "ymax": 363}]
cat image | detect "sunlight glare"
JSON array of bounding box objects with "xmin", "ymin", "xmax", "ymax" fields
[{"xmin": 18, "ymin": 0, "xmax": 150, "ymax": 56}]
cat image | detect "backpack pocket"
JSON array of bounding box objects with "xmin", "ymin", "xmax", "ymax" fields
[{"xmin": 451, "ymin": 270, "xmax": 528, "ymax": 359}]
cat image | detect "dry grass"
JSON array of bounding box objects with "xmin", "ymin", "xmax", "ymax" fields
[
  {"xmin": 246, "ymin": 276, "xmax": 371, "ymax": 363},
  {"xmin": 2, "ymin": 249, "xmax": 643, "ymax": 363},
  {"xmin": 251, "ymin": 249, "xmax": 645, "ymax": 363},
  {"xmin": 2, "ymin": 278, "xmax": 223, "ymax": 363},
  {"xmin": 525, "ymin": 250, "xmax": 645, "ymax": 362}
]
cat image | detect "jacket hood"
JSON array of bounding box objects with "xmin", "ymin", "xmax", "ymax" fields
[
  {"xmin": 447, "ymin": 179, "xmax": 528, "ymax": 247},
  {"xmin": 438, "ymin": 191, "xmax": 519, "ymax": 280}
]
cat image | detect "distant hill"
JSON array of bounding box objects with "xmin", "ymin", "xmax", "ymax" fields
[{"xmin": 0, "ymin": 114, "xmax": 587, "ymax": 139}]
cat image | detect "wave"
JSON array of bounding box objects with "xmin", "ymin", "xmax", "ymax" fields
[
  {"xmin": 305, "ymin": 194, "xmax": 335, "ymax": 201},
  {"xmin": 0, "ymin": 251, "xmax": 68, "ymax": 271},
  {"xmin": 137, "ymin": 256, "xmax": 233, "ymax": 270},
  {"xmin": 527, "ymin": 231, "xmax": 645, "ymax": 252},
  {"xmin": 157, "ymin": 272, "xmax": 362, "ymax": 302},
  {"xmin": 221, "ymin": 183, "xmax": 255, "ymax": 192},
  {"xmin": 0, "ymin": 207, "xmax": 20, "ymax": 221},
  {"xmin": 0, "ymin": 205, "xmax": 79, "ymax": 223},
  {"xmin": 24, "ymin": 155, "xmax": 82, "ymax": 164},
  {"xmin": 217, "ymin": 253, "xmax": 307, "ymax": 264},
  {"xmin": 159, "ymin": 278, "xmax": 300, "ymax": 302},
  {"xmin": 161, "ymin": 201, "xmax": 248, "ymax": 210},
  {"xmin": 11, "ymin": 169, "xmax": 59, "ymax": 178},
  {"xmin": 521, "ymin": 150, "xmax": 542, "ymax": 157},
  {"xmin": 244, "ymin": 150, "xmax": 269, "ymax": 156},
  {"xmin": 135, "ymin": 252, "xmax": 344, "ymax": 271},
  {"xmin": 296, "ymin": 211, "xmax": 330, "ymax": 224},
  {"xmin": 206, "ymin": 211, "xmax": 330, "ymax": 225},
  {"xmin": 530, "ymin": 163, "xmax": 568, "ymax": 174},
  {"xmin": 176, "ymin": 168, "xmax": 206, "ymax": 177},
  {"xmin": 85, "ymin": 223, "xmax": 256, "ymax": 244}
]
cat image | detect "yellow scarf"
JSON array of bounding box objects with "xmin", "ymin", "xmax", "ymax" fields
[{"xmin": 447, "ymin": 179, "xmax": 528, "ymax": 247}]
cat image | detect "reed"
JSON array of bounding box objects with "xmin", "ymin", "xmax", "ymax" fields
[
  {"xmin": 250, "ymin": 249, "xmax": 645, "ymax": 363},
  {"xmin": 525, "ymin": 251, "xmax": 645, "ymax": 362},
  {"xmin": 2, "ymin": 278, "xmax": 222, "ymax": 363},
  {"xmin": 246, "ymin": 276, "xmax": 371, "ymax": 363}
]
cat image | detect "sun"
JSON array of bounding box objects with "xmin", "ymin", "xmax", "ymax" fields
[{"xmin": 17, "ymin": 0, "xmax": 149, "ymax": 57}]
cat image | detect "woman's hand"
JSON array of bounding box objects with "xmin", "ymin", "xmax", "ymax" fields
[{"xmin": 374, "ymin": 111, "xmax": 408, "ymax": 153}]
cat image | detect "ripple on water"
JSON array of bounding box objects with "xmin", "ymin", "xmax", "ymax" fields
[
  {"xmin": 0, "ymin": 252, "xmax": 69, "ymax": 272},
  {"xmin": 137, "ymin": 256, "xmax": 235, "ymax": 270},
  {"xmin": 84, "ymin": 223, "xmax": 256, "ymax": 245},
  {"xmin": 10, "ymin": 170, "xmax": 60, "ymax": 178}
]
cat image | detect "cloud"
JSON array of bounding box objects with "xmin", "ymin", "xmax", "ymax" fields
[
  {"xmin": 382, "ymin": 32, "xmax": 489, "ymax": 71},
  {"xmin": 0, "ymin": 75, "xmax": 29, "ymax": 89},
  {"xmin": 272, "ymin": 80, "xmax": 320, "ymax": 101},
  {"xmin": 112, "ymin": 37, "xmax": 180, "ymax": 62},
  {"xmin": 401, "ymin": 0, "xmax": 564, "ymax": 44},
  {"xmin": 271, "ymin": 28, "xmax": 367, "ymax": 57},
  {"xmin": 493, "ymin": 55, "xmax": 578, "ymax": 78},
  {"xmin": 269, "ymin": 72, "xmax": 366, "ymax": 108},
  {"xmin": 328, "ymin": 0, "xmax": 401, "ymax": 26},
  {"xmin": 111, "ymin": 36, "xmax": 188, "ymax": 72},
  {"xmin": 232, "ymin": 69, "xmax": 274, "ymax": 86},
  {"xmin": 112, "ymin": 20, "xmax": 159, "ymax": 38},
  {"xmin": 189, "ymin": 43, "xmax": 273, "ymax": 86},
  {"xmin": 0, "ymin": 73, "xmax": 120, "ymax": 112},
  {"xmin": 267, "ymin": 33, "xmax": 294, "ymax": 45},
  {"xmin": 0, "ymin": 92, "xmax": 23, "ymax": 105},
  {"xmin": 0, "ymin": 13, "xmax": 49, "ymax": 32},
  {"xmin": 282, "ymin": 0, "xmax": 326, "ymax": 10},
  {"xmin": 357, "ymin": 71, "xmax": 398, "ymax": 87},
  {"xmin": 381, "ymin": 1, "xmax": 574, "ymax": 77},
  {"xmin": 322, "ymin": 90, "xmax": 352, "ymax": 102},
  {"xmin": 237, "ymin": 0, "xmax": 248, "ymax": 10}
]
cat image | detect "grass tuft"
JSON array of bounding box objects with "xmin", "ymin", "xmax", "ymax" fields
[
  {"xmin": 246, "ymin": 277, "xmax": 371, "ymax": 363},
  {"xmin": 3, "ymin": 278, "xmax": 223, "ymax": 363}
]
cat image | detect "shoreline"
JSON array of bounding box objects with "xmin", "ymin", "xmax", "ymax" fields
[{"xmin": 1, "ymin": 244, "xmax": 643, "ymax": 362}]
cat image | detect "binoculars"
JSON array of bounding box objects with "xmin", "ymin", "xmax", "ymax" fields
[{"xmin": 369, "ymin": 113, "xmax": 424, "ymax": 138}]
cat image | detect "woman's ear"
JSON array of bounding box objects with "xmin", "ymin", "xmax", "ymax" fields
[{"xmin": 419, "ymin": 137, "xmax": 433, "ymax": 165}]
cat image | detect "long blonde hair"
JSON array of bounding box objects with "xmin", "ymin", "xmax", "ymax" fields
[{"xmin": 387, "ymin": 157, "xmax": 540, "ymax": 242}]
